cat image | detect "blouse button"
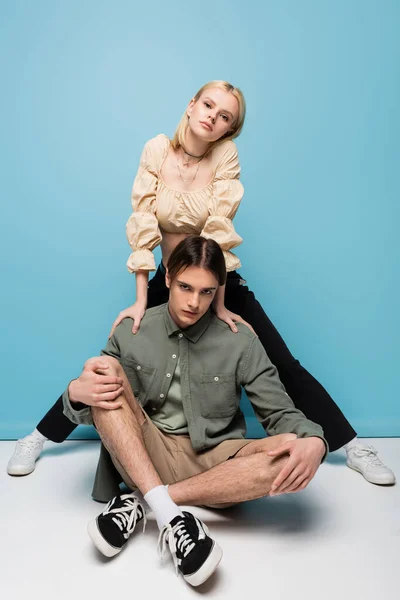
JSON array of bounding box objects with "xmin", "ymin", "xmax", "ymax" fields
[
  {"xmin": 178, "ymin": 333, "xmax": 183, "ymax": 339},
  {"xmin": 160, "ymin": 393, "xmax": 165, "ymax": 399},
  {"xmin": 214, "ymin": 376, "xmax": 219, "ymax": 382},
  {"xmin": 172, "ymin": 354, "xmax": 177, "ymax": 359},
  {"xmin": 136, "ymin": 365, "xmax": 141, "ymax": 371},
  {"xmin": 166, "ymin": 373, "xmax": 171, "ymax": 378}
]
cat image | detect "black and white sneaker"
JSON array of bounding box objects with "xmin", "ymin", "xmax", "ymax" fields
[
  {"xmin": 158, "ymin": 511, "xmax": 222, "ymax": 586},
  {"xmin": 87, "ymin": 493, "xmax": 146, "ymax": 557}
]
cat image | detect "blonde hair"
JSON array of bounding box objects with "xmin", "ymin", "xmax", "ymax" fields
[{"xmin": 171, "ymin": 80, "xmax": 246, "ymax": 153}]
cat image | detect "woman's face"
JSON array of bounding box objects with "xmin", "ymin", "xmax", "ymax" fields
[{"xmin": 186, "ymin": 87, "xmax": 239, "ymax": 143}]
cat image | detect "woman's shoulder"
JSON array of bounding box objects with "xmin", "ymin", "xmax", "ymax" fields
[
  {"xmin": 144, "ymin": 133, "xmax": 170, "ymax": 153},
  {"xmin": 211, "ymin": 139, "xmax": 239, "ymax": 166},
  {"xmin": 141, "ymin": 134, "xmax": 170, "ymax": 168}
]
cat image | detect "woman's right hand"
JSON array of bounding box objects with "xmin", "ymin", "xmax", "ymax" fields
[{"xmin": 109, "ymin": 301, "xmax": 147, "ymax": 338}]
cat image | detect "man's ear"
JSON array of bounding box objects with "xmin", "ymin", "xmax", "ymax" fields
[{"xmin": 165, "ymin": 269, "xmax": 171, "ymax": 289}]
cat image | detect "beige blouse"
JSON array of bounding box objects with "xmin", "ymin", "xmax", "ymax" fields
[{"xmin": 126, "ymin": 134, "xmax": 244, "ymax": 273}]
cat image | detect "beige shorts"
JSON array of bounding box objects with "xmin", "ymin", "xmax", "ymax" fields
[{"xmin": 109, "ymin": 407, "xmax": 254, "ymax": 492}]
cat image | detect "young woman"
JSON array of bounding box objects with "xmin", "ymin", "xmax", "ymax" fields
[{"xmin": 8, "ymin": 81, "xmax": 394, "ymax": 486}]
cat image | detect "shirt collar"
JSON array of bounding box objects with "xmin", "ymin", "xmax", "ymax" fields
[{"xmin": 163, "ymin": 303, "xmax": 213, "ymax": 343}]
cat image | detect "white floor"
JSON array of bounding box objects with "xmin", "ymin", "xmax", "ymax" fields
[{"xmin": 1, "ymin": 439, "xmax": 399, "ymax": 600}]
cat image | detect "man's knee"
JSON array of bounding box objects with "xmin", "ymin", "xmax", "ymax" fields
[
  {"xmin": 278, "ymin": 433, "xmax": 297, "ymax": 444},
  {"xmin": 254, "ymin": 454, "xmax": 287, "ymax": 491},
  {"xmin": 99, "ymin": 356, "xmax": 121, "ymax": 372},
  {"xmin": 255, "ymin": 434, "xmax": 296, "ymax": 486},
  {"xmin": 259, "ymin": 432, "xmax": 297, "ymax": 454},
  {"xmin": 84, "ymin": 355, "xmax": 121, "ymax": 373}
]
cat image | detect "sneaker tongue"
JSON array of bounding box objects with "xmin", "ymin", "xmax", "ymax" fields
[{"xmin": 169, "ymin": 514, "xmax": 185, "ymax": 527}]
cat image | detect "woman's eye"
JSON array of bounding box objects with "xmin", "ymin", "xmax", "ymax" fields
[
  {"xmin": 202, "ymin": 290, "xmax": 212, "ymax": 295},
  {"xmin": 180, "ymin": 284, "xmax": 189, "ymax": 290},
  {"xmin": 221, "ymin": 115, "xmax": 228, "ymax": 121},
  {"xmin": 204, "ymin": 102, "xmax": 211, "ymax": 108}
]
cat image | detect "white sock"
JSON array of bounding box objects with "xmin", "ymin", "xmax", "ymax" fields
[
  {"xmin": 344, "ymin": 437, "xmax": 359, "ymax": 452},
  {"xmin": 25, "ymin": 429, "xmax": 47, "ymax": 444},
  {"xmin": 144, "ymin": 485, "xmax": 183, "ymax": 530}
]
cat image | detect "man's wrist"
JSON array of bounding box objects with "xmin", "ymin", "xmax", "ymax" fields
[
  {"xmin": 310, "ymin": 436, "xmax": 327, "ymax": 457},
  {"xmin": 68, "ymin": 379, "xmax": 79, "ymax": 404},
  {"xmin": 68, "ymin": 379, "xmax": 88, "ymax": 411}
]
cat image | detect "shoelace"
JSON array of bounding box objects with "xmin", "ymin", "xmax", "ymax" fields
[
  {"xmin": 353, "ymin": 445, "xmax": 384, "ymax": 466},
  {"xmin": 103, "ymin": 495, "xmax": 146, "ymax": 539},
  {"xmin": 158, "ymin": 518, "xmax": 196, "ymax": 575},
  {"xmin": 13, "ymin": 439, "xmax": 42, "ymax": 458}
]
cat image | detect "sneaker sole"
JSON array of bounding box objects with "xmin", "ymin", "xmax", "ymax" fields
[
  {"xmin": 7, "ymin": 464, "xmax": 36, "ymax": 476},
  {"xmin": 87, "ymin": 519, "xmax": 123, "ymax": 557},
  {"xmin": 183, "ymin": 541, "xmax": 223, "ymax": 587},
  {"xmin": 346, "ymin": 462, "xmax": 396, "ymax": 485}
]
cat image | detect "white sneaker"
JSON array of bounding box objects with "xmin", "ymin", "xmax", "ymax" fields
[
  {"xmin": 7, "ymin": 436, "xmax": 44, "ymax": 476},
  {"xmin": 346, "ymin": 444, "xmax": 396, "ymax": 485}
]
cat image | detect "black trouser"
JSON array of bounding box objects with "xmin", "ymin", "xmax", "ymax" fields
[{"xmin": 37, "ymin": 268, "xmax": 356, "ymax": 451}]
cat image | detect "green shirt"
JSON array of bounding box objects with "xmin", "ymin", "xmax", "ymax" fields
[
  {"xmin": 62, "ymin": 304, "xmax": 327, "ymax": 501},
  {"xmin": 152, "ymin": 358, "xmax": 189, "ymax": 435}
]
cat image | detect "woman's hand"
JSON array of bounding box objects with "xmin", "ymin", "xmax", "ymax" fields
[
  {"xmin": 214, "ymin": 305, "xmax": 256, "ymax": 335},
  {"xmin": 109, "ymin": 301, "xmax": 147, "ymax": 338}
]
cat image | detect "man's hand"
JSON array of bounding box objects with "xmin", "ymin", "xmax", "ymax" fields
[
  {"xmin": 69, "ymin": 360, "xmax": 124, "ymax": 410},
  {"xmin": 267, "ymin": 437, "xmax": 326, "ymax": 496}
]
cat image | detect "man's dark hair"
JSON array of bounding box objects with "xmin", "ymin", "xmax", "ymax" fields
[{"xmin": 167, "ymin": 236, "xmax": 227, "ymax": 286}]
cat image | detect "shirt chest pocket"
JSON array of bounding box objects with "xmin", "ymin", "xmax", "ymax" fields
[
  {"xmin": 120, "ymin": 357, "xmax": 156, "ymax": 405},
  {"xmin": 200, "ymin": 374, "xmax": 238, "ymax": 418}
]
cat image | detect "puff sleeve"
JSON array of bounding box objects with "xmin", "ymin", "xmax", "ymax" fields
[
  {"xmin": 200, "ymin": 142, "xmax": 244, "ymax": 271},
  {"xmin": 126, "ymin": 140, "xmax": 163, "ymax": 272}
]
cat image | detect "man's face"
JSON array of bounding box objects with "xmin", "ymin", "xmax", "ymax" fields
[{"xmin": 166, "ymin": 266, "xmax": 219, "ymax": 329}]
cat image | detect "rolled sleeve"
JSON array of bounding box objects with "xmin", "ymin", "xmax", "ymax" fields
[
  {"xmin": 126, "ymin": 139, "xmax": 163, "ymax": 273},
  {"xmin": 61, "ymin": 328, "xmax": 124, "ymax": 427},
  {"xmin": 61, "ymin": 383, "xmax": 93, "ymax": 426}
]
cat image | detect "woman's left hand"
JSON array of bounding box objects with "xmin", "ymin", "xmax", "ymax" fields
[{"xmin": 214, "ymin": 306, "xmax": 256, "ymax": 335}]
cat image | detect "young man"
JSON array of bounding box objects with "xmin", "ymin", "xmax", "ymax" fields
[{"xmin": 63, "ymin": 236, "xmax": 327, "ymax": 587}]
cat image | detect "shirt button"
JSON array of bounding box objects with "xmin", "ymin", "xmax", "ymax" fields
[
  {"xmin": 172, "ymin": 354, "xmax": 177, "ymax": 359},
  {"xmin": 151, "ymin": 407, "xmax": 157, "ymax": 413},
  {"xmin": 178, "ymin": 333, "xmax": 183, "ymax": 338},
  {"xmin": 214, "ymin": 376, "xmax": 219, "ymax": 381},
  {"xmin": 159, "ymin": 393, "xmax": 165, "ymax": 399},
  {"xmin": 136, "ymin": 365, "xmax": 141, "ymax": 371},
  {"xmin": 166, "ymin": 373, "xmax": 171, "ymax": 378}
]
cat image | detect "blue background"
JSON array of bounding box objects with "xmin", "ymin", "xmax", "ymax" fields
[{"xmin": 1, "ymin": 0, "xmax": 399, "ymax": 440}]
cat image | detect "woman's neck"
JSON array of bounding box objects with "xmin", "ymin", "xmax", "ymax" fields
[{"xmin": 182, "ymin": 128, "xmax": 210, "ymax": 157}]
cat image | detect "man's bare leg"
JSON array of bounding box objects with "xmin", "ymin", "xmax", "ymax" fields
[
  {"xmin": 88, "ymin": 356, "xmax": 162, "ymax": 495},
  {"xmin": 87, "ymin": 357, "xmax": 223, "ymax": 586},
  {"xmin": 94, "ymin": 397, "xmax": 291, "ymax": 508},
  {"xmin": 88, "ymin": 355, "xmax": 191, "ymax": 535},
  {"xmin": 168, "ymin": 435, "xmax": 296, "ymax": 507},
  {"xmin": 91, "ymin": 356, "xmax": 295, "ymax": 508}
]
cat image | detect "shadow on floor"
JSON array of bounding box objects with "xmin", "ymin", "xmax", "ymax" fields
[
  {"xmin": 324, "ymin": 451, "xmax": 347, "ymax": 466},
  {"xmin": 202, "ymin": 494, "xmax": 324, "ymax": 536},
  {"xmin": 42, "ymin": 440, "xmax": 99, "ymax": 458}
]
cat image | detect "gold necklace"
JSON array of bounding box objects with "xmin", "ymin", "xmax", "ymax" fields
[
  {"xmin": 177, "ymin": 159, "xmax": 201, "ymax": 183},
  {"xmin": 176, "ymin": 149, "xmax": 203, "ymax": 183}
]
